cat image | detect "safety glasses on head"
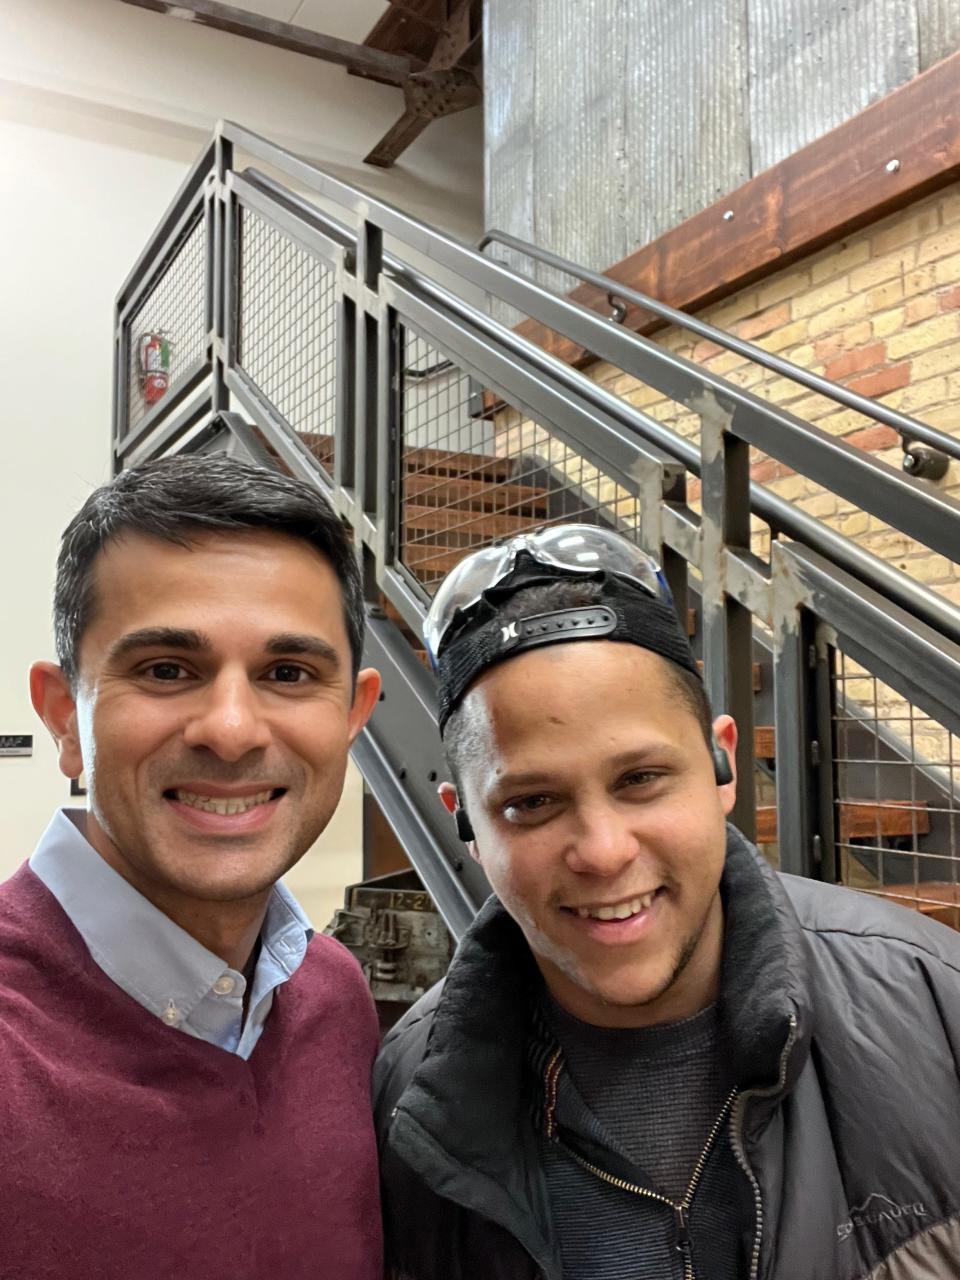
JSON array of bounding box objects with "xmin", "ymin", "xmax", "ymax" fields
[{"xmin": 422, "ymin": 524, "xmax": 673, "ymax": 670}]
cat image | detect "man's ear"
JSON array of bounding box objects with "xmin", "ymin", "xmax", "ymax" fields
[
  {"xmin": 711, "ymin": 714, "xmax": 738, "ymax": 815},
  {"xmin": 438, "ymin": 782, "xmax": 480, "ymax": 857},
  {"xmin": 346, "ymin": 667, "xmax": 382, "ymax": 745},
  {"xmin": 438, "ymin": 781, "xmax": 459, "ymax": 816},
  {"xmin": 30, "ymin": 662, "xmax": 83, "ymax": 780}
]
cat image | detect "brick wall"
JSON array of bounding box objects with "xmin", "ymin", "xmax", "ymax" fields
[{"xmin": 585, "ymin": 183, "xmax": 960, "ymax": 605}]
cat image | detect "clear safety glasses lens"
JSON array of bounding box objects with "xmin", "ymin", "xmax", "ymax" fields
[{"xmin": 422, "ymin": 524, "xmax": 670, "ymax": 666}]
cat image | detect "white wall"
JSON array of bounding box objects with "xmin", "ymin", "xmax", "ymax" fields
[{"xmin": 0, "ymin": 0, "xmax": 482, "ymax": 913}]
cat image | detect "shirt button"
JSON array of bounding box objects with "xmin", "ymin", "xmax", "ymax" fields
[
  {"xmin": 161, "ymin": 1004, "xmax": 181, "ymax": 1026},
  {"xmin": 213, "ymin": 974, "xmax": 236, "ymax": 997}
]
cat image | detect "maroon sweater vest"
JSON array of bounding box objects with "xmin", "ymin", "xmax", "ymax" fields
[{"xmin": 0, "ymin": 865, "xmax": 383, "ymax": 1279}]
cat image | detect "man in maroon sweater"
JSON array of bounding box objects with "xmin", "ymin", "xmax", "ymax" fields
[{"xmin": 2, "ymin": 454, "xmax": 384, "ymax": 1279}]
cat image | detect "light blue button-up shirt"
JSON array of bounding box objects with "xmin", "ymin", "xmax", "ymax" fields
[{"xmin": 29, "ymin": 809, "xmax": 314, "ymax": 1060}]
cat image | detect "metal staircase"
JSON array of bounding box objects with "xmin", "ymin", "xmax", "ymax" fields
[{"xmin": 113, "ymin": 121, "xmax": 960, "ymax": 944}]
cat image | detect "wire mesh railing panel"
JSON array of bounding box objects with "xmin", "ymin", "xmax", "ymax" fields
[
  {"xmin": 398, "ymin": 329, "xmax": 644, "ymax": 599},
  {"xmin": 237, "ymin": 206, "xmax": 338, "ymax": 476},
  {"xmin": 832, "ymin": 646, "xmax": 960, "ymax": 927},
  {"xmin": 125, "ymin": 212, "xmax": 207, "ymax": 438}
]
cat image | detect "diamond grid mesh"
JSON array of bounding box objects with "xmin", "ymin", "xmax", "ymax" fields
[
  {"xmin": 237, "ymin": 205, "xmax": 338, "ymax": 476},
  {"xmin": 125, "ymin": 213, "xmax": 207, "ymax": 437},
  {"xmin": 398, "ymin": 328, "xmax": 643, "ymax": 597},
  {"xmin": 832, "ymin": 647, "xmax": 960, "ymax": 926}
]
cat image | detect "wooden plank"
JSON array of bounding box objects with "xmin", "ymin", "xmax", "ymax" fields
[
  {"xmin": 403, "ymin": 471, "xmax": 549, "ymax": 512},
  {"xmin": 838, "ymin": 801, "xmax": 931, "ymax": 842},
  {"xmin": 118, "ymin": 0, "xmax": 412, "ymax": 85},
  {"xmin": 515, "ymin": 48, "xmax": 960, "ymax": 366},
  {"xmin": 754, "ymin": 725, "xmax": 776, "ymax": 758},
  {"xmin": 757, "ymin": 800, "xmax": 930, "ymax": 844},
  {"xmin": 866, "ymin": 883, "xmax": 960, "ymax": 931},
  {"xmin": 403, "ymin": 504, "xmax": 545, "ymax": 539},
  {"xmin": 402, "ymin": 544, "xmax": 474, "ymax": 576},
  {"xmin": 400, "ymin": 444, "xmax": 515, "ymax": 481},
  {"xmin": 365, "ymin": 108, "xmax": 431, "ymax": 168},
  {"xmin": 295, "ymin": 437, "xmax": 519, "ymax": 481}
]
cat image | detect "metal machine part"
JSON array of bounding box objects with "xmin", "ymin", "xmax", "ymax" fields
[{"xmin": 324, "ymin": 871, "xmax": 453, "ymax": 1023}]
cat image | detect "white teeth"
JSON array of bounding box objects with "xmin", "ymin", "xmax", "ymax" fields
[
  {"xmin": 576, "ymin": 891, "xmax": 658, "ymax": 921},
  {"xmin": 175, "ymin": 789, "xmax": 274, "ymax": 815}
]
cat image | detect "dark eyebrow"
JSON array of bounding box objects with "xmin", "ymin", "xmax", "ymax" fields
[
  {"xmin": 265, "ymin": 633, "xmax": 341, "ymax": 669},
  {"xmin": 107, "ymin": 628, "xmax": 211, "ymax": 663}
]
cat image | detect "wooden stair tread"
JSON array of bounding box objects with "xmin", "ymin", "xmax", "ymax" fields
[
  {"xmin": 756, "ymin": 800, "xmax": 930, "ymax": 844},
  {"xmin": 868, "ymin": 881, "xmax": 960, "ymax": 908},
  {"xmin": 400, "ymin": 444, "xmax": 516, "ymax": 481},
  {"xmin": 296, "ymin": 434, "xmax": 517, "ymax": 482},
  {"xmin": 403, "ymin": 504, "xmax": 545, "ymax": 539},
  {"xmin": 860, "ymin": 882, "xmax": 960, "ymax": 930},
  {"xmin": 403, "ymin": 472, "xmax": 549, "ymax": 513}
]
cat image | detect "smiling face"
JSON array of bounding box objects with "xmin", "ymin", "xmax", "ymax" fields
[
  {"xmin": 444, "ymin": 641, "xmax": 737, "ymax": 1027},
  {"xmin": 32, "ymin": 529, "xmax": 379, "ymax": 913}
]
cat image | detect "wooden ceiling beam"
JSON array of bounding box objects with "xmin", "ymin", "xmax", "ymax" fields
[
  {"xmin": 379, "ymin": 0, "xmax": 448, "ymax": 30},
  {"xmin": 364, "ymin": 0, "xmax": 480, "ymax": 166},
  {"xmin": 118, "ymin": 0, "xmax": 415, "ymax": 85}
]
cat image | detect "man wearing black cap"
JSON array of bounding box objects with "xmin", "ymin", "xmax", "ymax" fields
[{"xmin": 373, "ymin": 527, "xmax": 960, "ymax": 1280}]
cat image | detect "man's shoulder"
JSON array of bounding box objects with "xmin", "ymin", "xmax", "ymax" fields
[
  {"xmin": 299, "ymin": 932, "xmax": 380, "ymax": 1017},
  {"xmin": 0, "ymin": 863, "xmax": 60, "ymax": 944},
  {"xmin": 778, "ymin": 870, "xmax": 960, "ymax": 973},
  {"xmin": 373, "ymin": 980, "xmax": 445, "ymax": 1126}
]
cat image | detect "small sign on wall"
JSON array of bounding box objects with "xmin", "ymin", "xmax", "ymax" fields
[{"xmin": 0, "ymin": 735, "xmax": 32, "ymax": 758}]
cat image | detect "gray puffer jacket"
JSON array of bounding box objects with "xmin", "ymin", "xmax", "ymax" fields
[{"xmin": 373, "ymin": 829, "xmax": 960, "ymax": 1280}]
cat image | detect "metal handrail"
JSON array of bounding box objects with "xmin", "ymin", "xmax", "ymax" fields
[
  {"xmin": 115, "ymin": 140, "xmax": 960, "ymax": 649},
  {"xmin": 114, "ymin": 124, "xmax": 960, "ymax": 899},
  {"xmin": 393, "ymin": 264, "xmax": 960, "ymax": 650},
  {"xmin": 478, "ymin": 227, "xmax": 960, "ymax": 467}
]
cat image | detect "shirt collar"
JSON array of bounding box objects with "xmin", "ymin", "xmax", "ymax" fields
[{"xmin": 29, "ymin": 809, "xmax": 313, "ymax": 1031}]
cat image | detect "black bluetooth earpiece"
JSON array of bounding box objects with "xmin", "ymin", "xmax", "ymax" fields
[
  {"xmin": 711, "ymin": 737, "xmax": 733, "ymax": 787},
  {"xmin": 454, "ymin": 807, "xmax": 476, "ymax": 843}
]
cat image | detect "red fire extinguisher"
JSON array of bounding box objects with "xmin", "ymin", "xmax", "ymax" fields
[{"xmin": 138, "ymin": 332, "xmax": 171, "ymax": 405}]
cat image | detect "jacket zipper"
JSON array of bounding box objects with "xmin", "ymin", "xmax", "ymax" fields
[
  {"xmin": 544, "ymin": 1049, "xmax": 737, "ymax": 1280},
  {"xmin": 728, "ymin": 1014, "xmax": 799, "ymax": 1280}
]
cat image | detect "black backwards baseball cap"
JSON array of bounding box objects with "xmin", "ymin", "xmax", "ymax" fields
[{"xmin": 421, "ymin": 526, "xmax": 701, "ymax": 737}]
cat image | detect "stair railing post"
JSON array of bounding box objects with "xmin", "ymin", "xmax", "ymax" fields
[
  {"xmin": 770, "ymin": 546, "xmax": 831, "ymax": 878},
  {"xmin": 699, "ymin": 402, "xmax": 756, "ymax": 840},
  {"xmin": 355, "ymin": 217, "xmax": 384, "ymax": 601},
  {"xmin": 210, "ymin": 134, "xmax": 232, "ymax": 416}
]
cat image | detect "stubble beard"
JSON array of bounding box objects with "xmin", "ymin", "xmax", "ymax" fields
[{"xmin": 521, "ymin": 897, "xmax": 712, "ymax": 1016}]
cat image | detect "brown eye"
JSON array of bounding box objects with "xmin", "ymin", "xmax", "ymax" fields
[
  {"xmin": 268, "ymin": 664, "xmax": 309, "ymax": 684},
  {"xmin": 145, "ymin": 662, "xmax": 187, "ymax": 681},
  {"xmin": 503, "ymin": 794, "xmax": 555, "ymax": 824}
]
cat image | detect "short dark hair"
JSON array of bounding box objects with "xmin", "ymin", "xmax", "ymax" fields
[
  {"xmin": 54, "ymin": 453, "xmax": 365, "ymax": 689},
  {"xmin": 443, "ymin": 578, "xmax": 712, "ymax": 795}
]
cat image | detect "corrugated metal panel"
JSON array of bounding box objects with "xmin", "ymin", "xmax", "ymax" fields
[
  {"xmin": 749, "ymin": 0, "xmax": 919, "ymax": 173},
  {"xmin": 624, "ymin": 0, "xmax": 749, "ymax": 248},
  {"xmin": 917, "ymin": 0, "xmax": 960, "ymax": 69},
  {"xmin": 484, "ymin": 0, "xmax": 955, "ymax": 286},
  {"xmin": 532, "ymin": 0, "xmax": 628, "ymax": 287},
  {"xmin": 485, "ymin": 0, "xmax": 537, "ymax": 325}
]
